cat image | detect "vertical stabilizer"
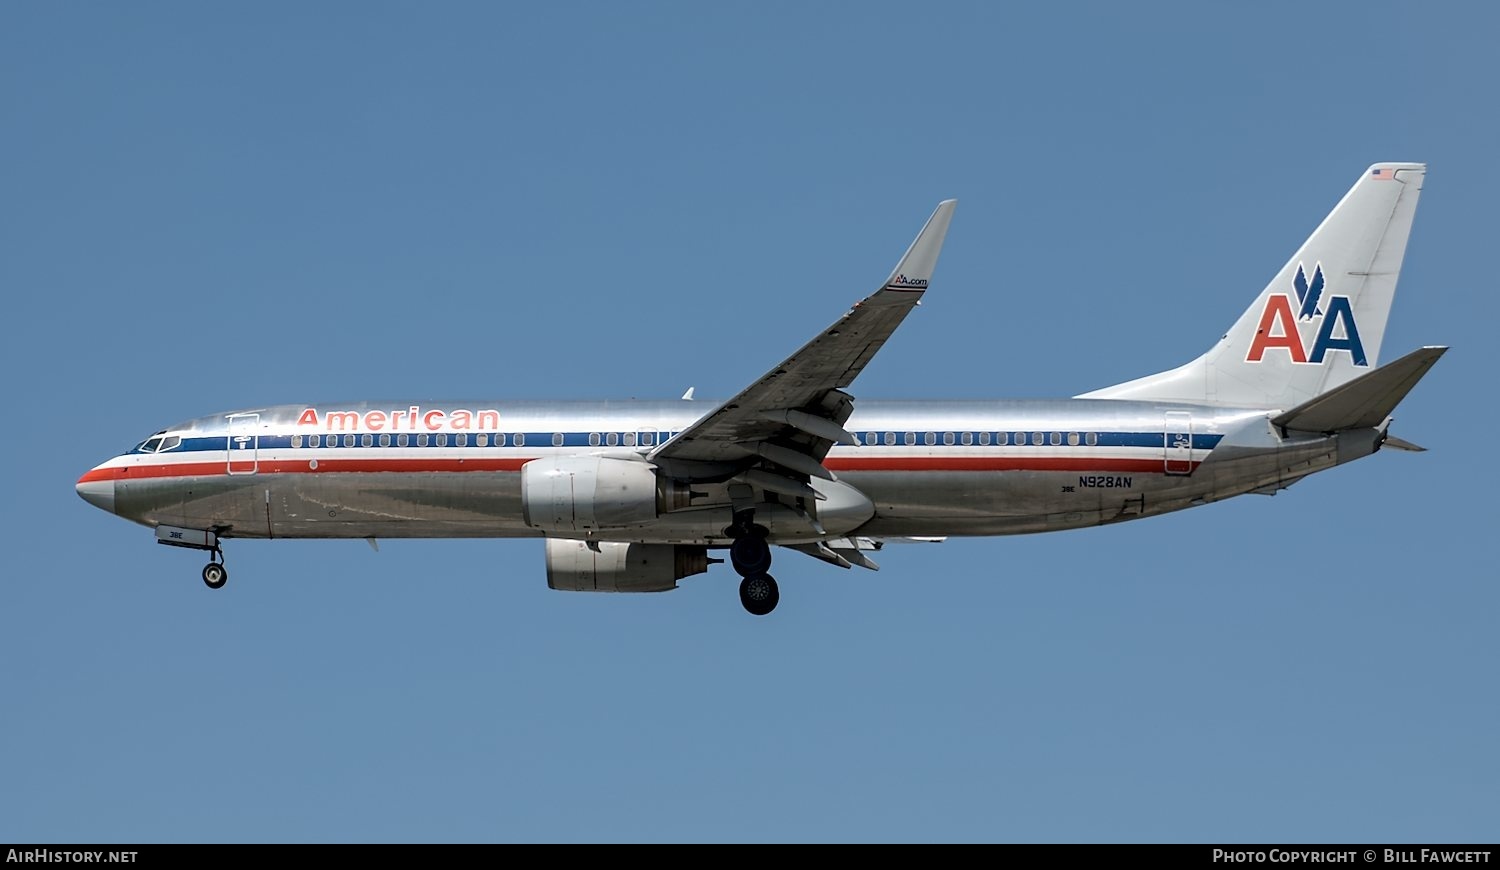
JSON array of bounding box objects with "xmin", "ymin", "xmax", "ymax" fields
[{"xmin": 1080, "ymin": 163, "xmax": 1425, "ymax": 409}]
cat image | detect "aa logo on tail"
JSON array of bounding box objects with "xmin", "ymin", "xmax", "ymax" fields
[{"xmin": 1246, "ymin": 263, "xmax": 1367, "ymax": 366}]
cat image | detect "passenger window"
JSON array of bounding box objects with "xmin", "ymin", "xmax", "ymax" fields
[
  {"xmin": 292, "ymin": 434, "xmax": 303, "ymax": 448},
  {"xmin": 589, "ymin": 433, "xmax": 601, "ymax": 447},
  {"xmin": 623, "ymin": 432, "xmax": 636, "ymax": 446},
  {"xmin": 1032, "ymin": 432, "xmax": 1045, "ymax": 446},
  {"xmin": 943, "ymin": 432, "xmax": 955, "ymax": 446},
  {"xmin": 923, "ymin": 431, "xmax": 936, "ymax": 446},
  {"xmin": 641, "ymin": 432, "xmax": 654, "ymax": 446},
  {"xmin": 552, "ymin": 432, "xmax": 564, "ymax": 447},
  {"xmin": 606, "ymin": 432, "xmax": 618, "ymax": 446},
  {"xmin": 961, "ymin": 432, "xmax": 973, "ymax": 446},
  {"xmin": 310, "ymin": 434, "xmax": 321, "ymax": 448},
  {"xmin": 904, "ymin": 432, "xmax": 916, "ymax": 446},
  {"xmin": 1086, "ymin": 432, "xmax": 1098, "ymax": 446},
  {"xmin": 379, "ymin": 433, "xmax": 391, "ymax": 447},
  {"xmin": 1050, "ymin": 432, "xmax": 1062, "ymax": 446},
  {"xmin": 997, "ymin": 432, "xmax": 1008, "ymax": 446},
  {"xmin": 417, "ymin": 433, "xmax": 429, "ymax": 447},
  {"xmin": 867, "ymin": 432, "xmax": 878, "ymax": 446},
  {"xmin": 515, "ymin": 433, "xmax": 526, "ymax": 447},
  {"xmin": 456, "ymin": 433, "xmax": 468, "ymax": 447},
  {"xmin": 1015, "ymin": 432, "xmax": 1027, "ymax": 446},
  {"xmin": 884, "ymin": 432, "xmax": 896, "ymax": 446},
  {"xmin": 476, "ymin": 434, "xmax": 488, "ymax": 447},
  {"xmin": 397, "ymin": 434, "xmax": 408, "ymax": 447},
  {"xmin": 436, "ymin": 433, "xmax": 448, "ymax": 447},
  {"xmin": 979, "ymin": 431, "xmax": 990, "ymax": 446},
  {"xmin": 343, "ymin": 434, "xmax": 355, "ymax": 448},
  {"xmin": 1068, "ymin": 432, "xmax": 1080, "ymax": 446},
  {"xmin": 361, "ymin": 434, "xmax": 373, "ymax": 447}
]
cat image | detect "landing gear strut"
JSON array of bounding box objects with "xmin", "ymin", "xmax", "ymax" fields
[
  {"xmin": 201, "ymin": 549, "xmax": 228, "ymax": 590},
  {"xmin": 727, "ymin": 510, "xmax": 778, "ymax": 615}
]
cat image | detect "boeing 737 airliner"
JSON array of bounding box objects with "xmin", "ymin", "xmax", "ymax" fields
[{"xmin": 77, "ymin": 164, "xmax": 1443, "ymax": 615}]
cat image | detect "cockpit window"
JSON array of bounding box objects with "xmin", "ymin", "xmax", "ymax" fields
[{"xmin": 137, "ymin": 432, "xmax": 184, "ymax": 453}]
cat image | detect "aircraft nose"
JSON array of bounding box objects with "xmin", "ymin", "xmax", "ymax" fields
[{"xmin": 75, "ymin": 471, "xmax": 116, "ymax": 514}]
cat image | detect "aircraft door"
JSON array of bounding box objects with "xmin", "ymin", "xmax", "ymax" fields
[
  {"xmin": 227, "ymin": 413, "xmax": 260, "ymax": 475},
  {"xmin": 1164, "ymin": 411, "xmax": 1192, "ymax": 476}
]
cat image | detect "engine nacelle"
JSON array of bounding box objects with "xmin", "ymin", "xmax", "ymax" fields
[
  {"xmin": 521, "ymin": 456, "xmax": 659, "ymax": 533},
  {"xmin": 544, "ymin": 539, "xmax": 710, "ymax": 593}
]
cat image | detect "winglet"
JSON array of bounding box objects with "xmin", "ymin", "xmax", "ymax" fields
[{"xmin": 878, "ymin": 199, "xmax": 957, "ymax": 297}]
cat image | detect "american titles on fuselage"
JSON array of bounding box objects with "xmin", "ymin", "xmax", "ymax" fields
[
  {"xmin": 1245, "ymin": 262, "xmax": 1367, "ymax": 366},
  {"xmin": 295, "ymin": 406, "xmax": 501, "ymax": 432}
]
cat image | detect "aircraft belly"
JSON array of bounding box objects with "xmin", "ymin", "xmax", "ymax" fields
[
  {"xmin": 268, "ymin": 471, "xmax": 532, "ymax": 539},
  {"xmin": 119, "ymin": 471, "xmax": 536, "ymax": 540},
  {"xmin": 844, "ymin": 469, "xmax": 1210, "ymax": 536}
]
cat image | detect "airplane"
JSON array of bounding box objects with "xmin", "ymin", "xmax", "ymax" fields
[{"xmin": 76, "ymin": 163, "xmax": 1443, "ymax": 615}]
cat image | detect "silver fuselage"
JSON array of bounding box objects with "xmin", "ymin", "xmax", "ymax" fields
[{"xmin": 77, "ymin": 398, "xmax": 1382, "ymax": 545}]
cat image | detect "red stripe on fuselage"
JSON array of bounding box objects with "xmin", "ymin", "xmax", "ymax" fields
[{"xmin": 825, "ymin": 457, "xmax": 1181, "ymax": 473}]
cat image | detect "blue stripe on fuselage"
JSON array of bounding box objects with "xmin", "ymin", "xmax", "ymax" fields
[{"xmin": 135, "ymin": 430, "xmax": 1226, "ymax": 456}]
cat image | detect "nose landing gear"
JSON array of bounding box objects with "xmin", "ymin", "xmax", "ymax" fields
[{"xmin": 156, "ymin": 526, "xmax": 231, "ymax": 590}]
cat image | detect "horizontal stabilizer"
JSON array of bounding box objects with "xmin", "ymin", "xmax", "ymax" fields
[{"xmin": 1272, "ymin": 346, "xmax": 1446, "ymax": 434}]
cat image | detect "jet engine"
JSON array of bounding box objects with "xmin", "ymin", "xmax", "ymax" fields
[
  {"xmin": 521, "ymin": 456, "xmax": 660, "ymax": 533},
  {"xmin": 544, "ymin": 539, "xmax": 710, "ymax": 593}
]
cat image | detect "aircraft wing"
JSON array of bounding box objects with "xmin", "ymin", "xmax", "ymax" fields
[{"xmin": 649, "ymin": 200, "xmax": 956, "ymax": 481}]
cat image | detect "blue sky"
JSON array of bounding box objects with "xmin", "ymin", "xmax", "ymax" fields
[{"xmin": 3, "ymin": 2, "xmax": 1496, "ymax": 843}]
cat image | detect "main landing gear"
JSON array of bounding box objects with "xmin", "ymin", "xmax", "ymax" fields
[
  {"xmin": 201, "ymin": 548, "xmax": 228, "ymax": 590},
  {"xmin": 728, "ymin": 511, "xmax": 778, "ymax": 616}
]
